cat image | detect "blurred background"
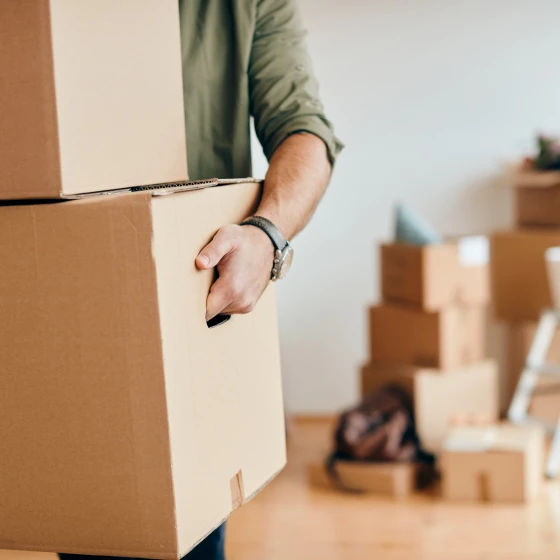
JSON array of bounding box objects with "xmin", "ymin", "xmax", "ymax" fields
[{"xmin": 254, "ymin": 0, "xmax": 560, "ymax": 415}]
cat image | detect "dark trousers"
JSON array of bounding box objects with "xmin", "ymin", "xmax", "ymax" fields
[{"xmin": 58, "ymin": 523, "xmax": 226, "ymax": 560}]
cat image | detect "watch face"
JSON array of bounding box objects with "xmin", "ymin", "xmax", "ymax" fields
[{"xmin": 277, "ymin": 245, "xmax": 294, "ymax": 280}]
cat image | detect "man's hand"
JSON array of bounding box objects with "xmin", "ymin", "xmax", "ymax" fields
[{"xmin": 195, "ymin": 224, "xmax": 274, "ymax": 321}]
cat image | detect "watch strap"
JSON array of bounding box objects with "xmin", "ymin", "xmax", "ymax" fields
[{"xmin": 241, "ymin": 216, "xmax": 287, "ymax": 251}]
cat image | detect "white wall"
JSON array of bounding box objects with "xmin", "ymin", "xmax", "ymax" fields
[{"xmin": 251, "ymin": 0, "xmax": 560, "ymax": 414}]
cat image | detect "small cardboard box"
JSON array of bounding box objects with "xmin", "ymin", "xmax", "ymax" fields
[
  {"xmin": 380, "ymin": 238, "xmax": 489, "ymax": 311},
  {"xmin": 491, "ymin": 229, "xmax": 560, "ymax": 322},
  {"xmin": 441, "ymin": 425, "xmax": 544, "ymax": 502},
  {"xmin": 369, "ymin": 304, "xmax": 486, "ymax": 369},
  {"xmin": 506, "ymin": 323, "xmax": 560, "ymax": 425},
  {"xmin": 0, "ymin": 1, "xmax": 188, "ymax": 199},
  {"xmin": 307, "ymin": 461, "xmax": 417, "ymax": 498},
  {"xmin": 0, "ymin": 181, "xmax": 286, "ymax": 559},
  {"xmin": 516, "ymin": 160, "xmax": 560, "ymax": 189},
  {"xmin": 516, "ymin": 186, "xmax": 560, "ymax": 227},
  {"xmin": 361, "ymin": 361, "xmax": 499, "ymax": 452}
]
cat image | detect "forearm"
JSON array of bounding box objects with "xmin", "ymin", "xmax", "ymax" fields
[{"xmin": 255, "ymin": 133, "xmax": 331, "ymax": 240}]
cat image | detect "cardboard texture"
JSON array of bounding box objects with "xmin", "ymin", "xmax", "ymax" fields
[
  {"xmin": 442, "ymin": 425, "xmax": 544, "ymax": 502},
  {"xmin": 0, "ymin": 182, "xmax": 286, "ymax": 559},
  {"xmin": 307, "ymin": 461, "xmax": 417, "ymax": 498},
  {"xmin": 361, "ymin": 361, "xmax": 499, "ymax": 452},
  {"xmin": 491, "ymin": 229, "xmax": 560, "ymax": 322},
  {"xmin": 369, "ymin": 304, "xmax": 486, "ymax": 369},
  {"xmin": 517, "ymin": 186, "xmax": 560, "ymax": 227},
  {"xmin": 380, "ymin": 243, "xmax": 489, "ymax": 311},
  {"xmin": 0, "ymin": 1, "xmax": 188, "ymax": 200},
  {"xmin": 506, "ymin": 323, "xmax": 560, "ymax": 426}
]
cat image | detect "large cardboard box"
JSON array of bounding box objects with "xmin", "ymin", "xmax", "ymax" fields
[
  {"xmin": 369, "ymin": 304, "xmax": 486, "ymax": 369},
  {"xmin": 0, "ymin": 1, "xmax": 188, "ymax": 199},
  {"xmin": 491, "ymin": 229, "xmax": 560, "ymax": 322},
  {"xmin": 0, "ymin": 181, "xmax": 286, "ymax": 559},
  {"xmin": 380, "ymin": 239, "xmax": 489, "ymax": 311},
  {"xmin": 361, "ymin": 361, "xmax": 499, "ymax": 452},
  {"xmin": 307, "ymin": 461, "xmax": 417, "ymax": 498},
  {"xmin": 506, "ymin": 323, "xmax": 560, "ymax": 426},
  {"xmin": 441, "ymin": 425, "xmax": 544, "ymax": 502}
]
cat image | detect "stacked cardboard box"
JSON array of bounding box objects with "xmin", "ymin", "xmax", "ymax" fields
[
  {"xmin": 0, "ymin": 3, "xmax": 286, "ymax": 559},
  {"xmin": 361, "ymin": 237, "xmax": 499, "ymax": 453},
  {"xmin": 491, "ymin": 161, "xmax": 560, "ymax": 422}
]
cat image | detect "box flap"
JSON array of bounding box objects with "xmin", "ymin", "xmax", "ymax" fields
[{"xmin": 444, "ymin": 425, "xmax": 541, "ymax": 453}]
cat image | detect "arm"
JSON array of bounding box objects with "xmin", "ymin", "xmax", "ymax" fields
[
  {"xmin": 196, "ymin": 0, "xmax": 342, "ymax": 320},
  {"xmin": 255, "ymin": 132, "xmax": 331, "ymax": 240}
]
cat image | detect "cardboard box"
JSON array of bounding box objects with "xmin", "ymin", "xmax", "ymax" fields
[
  {"xmin": 516, "ymin": 160, "xmax": 560, "ymax": 188},
  {"xmin": 0, "ymin": 1, "xmax": 188, "ymax": 199},
  {"xmin": 307, "ymin": 461, "xmax": 417, "ymax": 498},
  {"xmin": 491, "ymin": 229, "xmax": 560, "ymax": 322},
  {"xmin": 361, "ymin": 361, "xmax": 499, "ymax": 452},
  {"xmin": 380, "ymin": 240, "xmax": 489, "ymax": 311},
  {"xmin": 369, "ymin": 304, "xmax": 486, "ymax": 369},
  {"xmin": 517, "ymin": 186, "xmax": 560, "ymax": 227},
  {"xmin": 0, "ymin": 181, "xmax": 286, "ymax": 559},
  {"xmin": 506, "ymin": 323, "xmax": 560, "ymax": 425},
  {"xmin": 441, "ymin": 425, "xmax": 544, "ymax": 502}
]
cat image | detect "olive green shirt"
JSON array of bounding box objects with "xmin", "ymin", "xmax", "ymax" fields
[{"xmin": 178, "ymin": 0, "xmax": 342, "ymax": 180}]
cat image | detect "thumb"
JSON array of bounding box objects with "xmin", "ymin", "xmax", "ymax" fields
[{"xmin": 196, "ymin": 228, "xmax": 235, "ymax": 270}]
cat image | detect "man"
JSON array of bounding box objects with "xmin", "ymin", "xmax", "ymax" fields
[{"xmin": 60, "ymin": 0, "xmax": 340, "ymax": 559}]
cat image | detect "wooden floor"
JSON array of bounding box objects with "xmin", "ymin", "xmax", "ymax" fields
[{"xmin": 3, "ymin": 419, "xmax": 560, "ymax": 560}]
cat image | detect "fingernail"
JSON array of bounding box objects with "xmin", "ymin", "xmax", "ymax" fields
[{"xmin": 198, "ymin": 254, "xmax": 209, "ymax": 267}]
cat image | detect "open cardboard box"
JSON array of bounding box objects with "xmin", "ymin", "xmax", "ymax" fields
[
  {"xmin": 0, "ymin": 179, "xmax": 286, "ymax": 559},
  {"xmin": 441, "ymin": 424, "xmax": 544, "ymax": 503},
  {"xmin": 0, "ymin": 0, "xmax": 188, "ymax": 200}
]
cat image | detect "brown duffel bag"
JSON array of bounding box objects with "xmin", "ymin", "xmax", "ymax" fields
[{"xmin": 327, "ymin": 384, "xmax": 437, "ymax": 491}]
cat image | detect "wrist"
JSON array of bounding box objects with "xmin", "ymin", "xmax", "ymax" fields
[{"xmin": 240, "ymin": 216, "xmax": 294, "ymax": 281}]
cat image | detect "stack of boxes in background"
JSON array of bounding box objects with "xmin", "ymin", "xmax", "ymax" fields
[
  {"xmin": 361, "ymin": 234, "xmax": 499, "ymax": 452},
  {"xmin": 0, "ymin": 2, "xmax": 285, "ymax": 558},
  {"xmin": 354, "ymin": 227, "xmax": 546, "ymax": 503},
  {"xmin": 491, "ymin": 158, "xmax": 560, "ymax": 421}
]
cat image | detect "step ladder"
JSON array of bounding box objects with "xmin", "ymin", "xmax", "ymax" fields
[{"xmin": 508, "ymin": 309, "xmax": 560, "ymax": 479}]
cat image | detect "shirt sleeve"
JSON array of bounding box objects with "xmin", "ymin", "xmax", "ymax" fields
[{"xmin": 249, "ymin": 0, "xmax": 343, "ymax": 166}]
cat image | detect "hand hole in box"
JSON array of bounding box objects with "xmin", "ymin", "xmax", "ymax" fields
[{"xmin": 206, "ymin": 314, "xmax": 231, "ymax": 329}]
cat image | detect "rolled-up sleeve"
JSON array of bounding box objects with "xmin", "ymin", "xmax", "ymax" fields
[{"xmin": 249, "ymin": 0, "xmax": 343, "ymax": 165}]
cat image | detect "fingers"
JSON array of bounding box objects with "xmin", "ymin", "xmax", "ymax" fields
[
  {"xmin": 196, "ymin": 227, "xmax": 236, "ymax": 270},
  {"xmin": 205, "ymin": 277, "xmax": 233, "ymax": 321},
  {"xmin": 205, "ymin": 275, "xmax": 258, "ymax": 321}
]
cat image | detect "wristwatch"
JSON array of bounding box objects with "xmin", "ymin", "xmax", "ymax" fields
[{"xmin": 241, "ymin": 216, "xmax": 294, "ymax": 281}]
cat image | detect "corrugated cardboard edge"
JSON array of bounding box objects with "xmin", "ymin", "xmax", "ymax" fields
[{"xmin": 63, "ymin": 178, "xmax": 262, "ymax": 200}]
